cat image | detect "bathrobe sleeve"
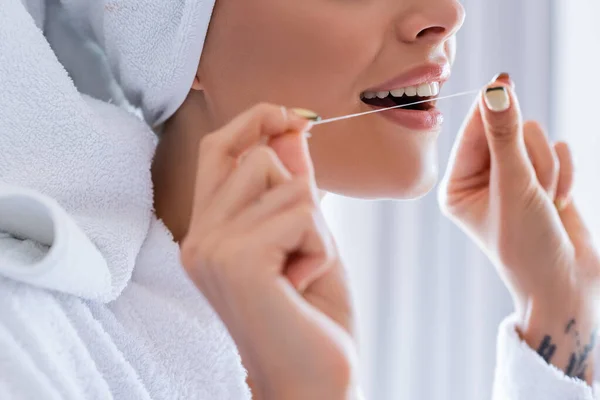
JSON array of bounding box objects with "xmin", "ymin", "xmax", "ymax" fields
[
  {"xmin": 0, "ymin": 184, "xmax": 111, "ymax": 298},
  {"xmin": 492, "ymin": 314, "xmax": 600, "ymax": 399}
]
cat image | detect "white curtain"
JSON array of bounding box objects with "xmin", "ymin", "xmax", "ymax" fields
[
  {"xmin": 322, "ymin": 1, "xmax": 554, "ymax": 399},
  {"xmin": 553, "ymin": 1, "xmax": 600, "ymax": 241}
]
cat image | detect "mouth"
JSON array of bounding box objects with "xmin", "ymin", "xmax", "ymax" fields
[
  {"xmin": 360, "ymin": 82, "xmax": 440, "ymax": 111},
  {"xmin": 359, "ymin": 63, "xmax": 450, "ymax": 130}
]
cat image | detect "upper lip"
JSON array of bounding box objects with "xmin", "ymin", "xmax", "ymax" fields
[{"xmin": 364, "ymin": 62, "xmax": 451, "ymax": 93}]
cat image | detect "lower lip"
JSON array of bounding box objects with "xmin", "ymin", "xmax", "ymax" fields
[{"xmin": 368, "ymin": 106, "xmax": 444, "ymax": 130}]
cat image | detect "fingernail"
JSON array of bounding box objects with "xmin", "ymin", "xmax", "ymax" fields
[
  {"xmin": 291, "ymin": 108, "xmax": 321, "ymax": 122},
  {"xmin": 491, "ymin": 72, "xmax": 512, "ymax": 84},
  {"xmin": 484, "ymin": 87, "xmax": 511, "ymax": 112},
  {"xmin": 555, "ymin": 197, "xmax": 570, "ymax": 212}
]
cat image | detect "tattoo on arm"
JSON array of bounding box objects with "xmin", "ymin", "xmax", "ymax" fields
[
  {"xmin": 537, "ymin": 335, "xmax": 557, "ymax": 363},
  {"xmin": 565, "ymin": 319, "xmax": 576, "ymax": 334},
  {"xmin": 536, "ymin": 319, "xmax": 598, "ymax": 380}
]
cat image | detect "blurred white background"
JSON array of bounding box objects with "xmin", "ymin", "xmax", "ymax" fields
[{"xmin": 554, "ymin": 1, "xmax": 600, "ymax": 239}]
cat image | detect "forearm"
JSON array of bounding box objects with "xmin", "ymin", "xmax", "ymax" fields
[{"xmin": 519, "ymin": 296, "xmax": 597, "ymax": 385}]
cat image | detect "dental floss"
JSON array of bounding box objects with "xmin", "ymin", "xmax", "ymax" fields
[{"xmin": 312, "ymin": 89, "xmax": 481, "ymax": 126}]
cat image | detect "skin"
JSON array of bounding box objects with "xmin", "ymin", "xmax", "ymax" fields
[{"xmin": 151, "ymin": 0, "xmax": 600, "ymax": 396}]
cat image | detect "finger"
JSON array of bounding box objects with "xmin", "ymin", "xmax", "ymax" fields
[
  {"xmin": 443, "ymin": 74, "xmax": 515, "ymax": 184},
  {"xmin": 251, "ymin": 204, "xmax": 334, "ymax": 290},
  {"xmin": 302, "ymin": 257, "xmax": 353, "ymax": 331},
  {"xmin": 523, "ymin": 121, "xmax": 559, "ymax": 197},
  {"xmin": 194, "ymin": 104, "xmax": 312, "ymax": 212},
  {"xmin": 269, "ymin": 132, "xmax": 315, "ymax": 179},
  {"xmin": 233, "ymin": 178, "xmax": 317, "ymax": 230},
  {"xmin": 479, "ymin": 82, "xmax": 532, "ymax": 186},
  {"xmin": 558, "ymin": 201, "xmax": 593, "ymax": 250},
  {"xmin": 554, "ymin": 142, "xmax": 575, "ymax": 208},
  {"xmin": 286, "ymin": 251, "xmax": 332, "ymax": 294},
  {"xmin": 196, "ymin": 146, "xmax": 292, "ymax": 232},
  {"xmin": 212, "ymin": 104, "xmax": 311, "ymax": 159}
]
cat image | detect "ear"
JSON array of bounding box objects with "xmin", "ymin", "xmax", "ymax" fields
[{"xmin": 191, "ymin": 74, "xmax": 203, "ymax": 91}]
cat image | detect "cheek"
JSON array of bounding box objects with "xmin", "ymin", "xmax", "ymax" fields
[{"xmin": 201, "ymin": 2, "xmax": 380, "ymax": 123}]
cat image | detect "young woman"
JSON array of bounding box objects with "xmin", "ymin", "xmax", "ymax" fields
[{"xmin": 2, "ymin": 0, "xmax": 599, "ymax": 399}]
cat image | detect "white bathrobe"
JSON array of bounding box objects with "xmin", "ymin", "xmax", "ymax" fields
[
  {"xmin": 1, "ymin": 0, "xmax": 599, "ymax": 399},
  {"xmin": 0, "ymin": 1, "xmax": 249, "ymax": 399}
]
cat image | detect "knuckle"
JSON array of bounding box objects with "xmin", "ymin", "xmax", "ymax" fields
[
  {"xmin": 246, "ymin": 145, "xmax": 279, "ymax": 168},
  {"xmin": 257, "ymin": 145, "xmax": 278, "ymax": 162},
  {"xmin": 488, "ymin": 119, "xmax": 520, "ymax": 140},
  {"xmin": 180, "ymin": 237, "xmax": 210, "ymax": 276},
  {"xmin": 180, "ymin": 233, "xmax": 226, "ymax": 277}
]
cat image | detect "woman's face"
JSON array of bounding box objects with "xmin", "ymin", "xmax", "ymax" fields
[{"xmin": 198, "ymin": 0, "xmax": 465, "ymax": 199}]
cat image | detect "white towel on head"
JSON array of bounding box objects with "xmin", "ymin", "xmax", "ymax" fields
[
  {"xmin": 54, "ymin": 0, "xmax": 216, "ymax": 127},
  {"xmin": 0, "ymin": 1, "xmax": 249, "ymax": 398}
]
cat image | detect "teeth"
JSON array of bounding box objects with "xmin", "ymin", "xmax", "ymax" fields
[
  {"xmin": 362, "ymin": 82, "xmax": 441, "ymax": 100},
  {"xmin": 404, "ymin": 86, "xmax": 417, "ymax": 97},
  {"xmin": 430, "ymin": 82, "xmax": 440, "ymax": 96},
  {"xmin": 417, "ymin": 83, "xmax": 433, "ymax": 97},
  {"xmin": 390, "ymin": 88, "xmax": 405, "ymax": 97}
]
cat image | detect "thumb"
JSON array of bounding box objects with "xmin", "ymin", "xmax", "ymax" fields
[{"xmin": 479, "ymin": 83, "xmax": 532, "ymax": 181}]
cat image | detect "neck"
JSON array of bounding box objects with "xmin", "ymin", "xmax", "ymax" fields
[{"xmin": 152, "ymin": 92, "xmax": 213, "ymax": 242}]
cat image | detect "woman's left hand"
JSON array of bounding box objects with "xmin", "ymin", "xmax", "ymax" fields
[{"xmin": 439, "ymin": 74, "xmax": 600, "ymax": 383}]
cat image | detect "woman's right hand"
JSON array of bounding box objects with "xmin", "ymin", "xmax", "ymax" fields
[{"xmin": 179, "ymin": 104, "xmax": 356, "ymax": 400}]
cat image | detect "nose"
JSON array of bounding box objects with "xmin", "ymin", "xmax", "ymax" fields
[{"xmin": 395, "ymin": 0, "xmax": 465, "ymax": 45}]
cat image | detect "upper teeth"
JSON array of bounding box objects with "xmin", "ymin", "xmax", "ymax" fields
[{"xmin": 363, "ymin": 82, "xmax": 440, "ymax": 99}]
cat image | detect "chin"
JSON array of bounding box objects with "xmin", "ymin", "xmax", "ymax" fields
[
  {"xmin": 321, "ymin": 161, "xmax": 439, "ymax": 201},
  {"xmin": 372, "ymin": 141, "xmax": 441, "ymax": 200},
  {"xmin": 380, "ymin": 164, "xmax": 439, "ymax": 200},
  {"xmin": 313, "ymin": 128, "xmax": 440, "ymax": 200}
]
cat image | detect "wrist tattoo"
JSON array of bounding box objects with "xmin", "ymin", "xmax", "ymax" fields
[
  {"xmin": 536, "ymin": 319, "xmax": 598, "ymax": 380},
  {"xmin": 537, "ymin": 335, "xmax": 557, "ymax": 363},
  {"xmin": 565, "ymin": 319, "xmax": 576, "ymax": 334}
]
